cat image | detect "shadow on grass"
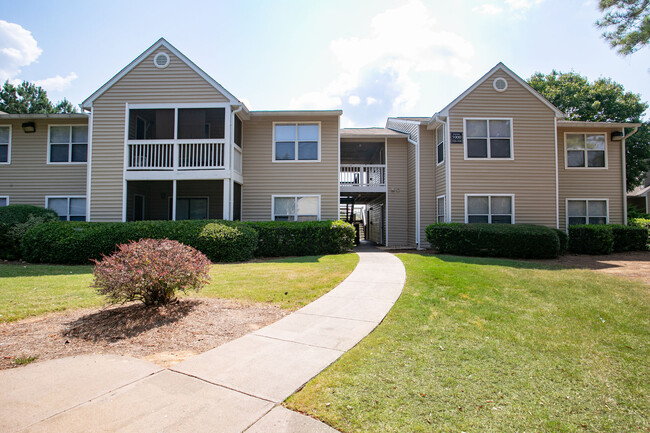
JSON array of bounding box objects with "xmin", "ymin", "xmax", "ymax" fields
[
  {"xmin": 0, "ymin": 263, "xmax": 93, "ymax": 278},
  {"xmin": 62, "ymin": 299, "xmax": 200, "ymax": 342}
]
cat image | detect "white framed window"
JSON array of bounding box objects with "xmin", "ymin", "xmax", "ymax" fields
[
  {"xmin": 464, "ymin": 118, "xmax": 513, "ymax": 159},
  {"xmin": 168, "ymin": 197, "xmax": 209, "ymax": 220},
  {"xmin": 566, "ymin": 199, "xmax": 608, "ymax": 226},
  {"xmin": 0, "ymin": 125, "xmax": 11, "ymax": 164},
  {"xmin": 46, "ymin": 196, "xmax": 86, "ymax": 221},
  {"xmin": 465, "ymin": 194, "xmax": 514, "ymax": 224},
  {"xmin": 48, "ymin": 125, "xmax": 88, "ymax": 164},
  {"xmin": 273, "ymin": 123, "xmax": 320, "ymax": 162},
  {"xmin": 272, "ymin": 195, "xmax": 320, "ymax": 221},
  {"xmin": 0, "ymin": 196, "xmax": 8, "ymax": 207},
  {"xmin": 437, "ymin": 195, "xmax": 445, "ymax": 223},
  {"xmin": 565, "ymin": 133, "xmax": 607, "ymax": 168},
  {"xmin": 436, "ymin": 125, "xmax": 444, "ymax": 165}
]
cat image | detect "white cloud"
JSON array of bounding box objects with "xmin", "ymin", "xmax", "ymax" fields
[
  {"xmin": 35, "ymin": 72, "xmax": 77, "ymax": 92},
  {"xmin": 472, "ymin": 0, "xmax": 545, "ymax": 16},
  {"xmin": 0, "ymin": 20, "xmax": 42, "ymax": 82},
  {"xmin": 348, "ymin": 95, "xmax": 361, "ymax": 106},
  {"xmin": 290, "ymin": 0, "xmax": 474, "ymax": 119},
  {"xmin": 473, "ymin": 4, "xmax": 504, "ymax": 15},
  {"xmin": 505, "ymin": 0, "xmax": 544, "ymax": 10}
]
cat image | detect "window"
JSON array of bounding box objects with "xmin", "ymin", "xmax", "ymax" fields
[
  {"xmin": 436, "ymin": 125, "xmax": 444, "ymax": 165},
  {"xmin": 465, "ymin": 119, "xmax": 512, "ymax": 159},
  {"xmin": 437, "ymin": 195, "xmax": 445, "ymax": 223},
  {"xmin": 566, "ymin": 133, "xmax": 606, "ymax": 168},
  {"xmin": 466, "ymin": 195, "xmax": 513, "ymax": 224},
  {"xmin": 274, "ymin": 123, "xmax": 319, "ymax": 161},
  {"xmin": 47, "ymin": 197, "xmax": 86, "ymax": 221},
  {"xmin": 567, "ymin": 199, "xmax": 607, "ymax": 226},
  {"xmin": 0, "ymin": 125, "xmax": 10, "ymax": 164},
  {"xmin": 273, "ymin": 195, "xmax": 320, "ymax": 221},
  {"xmin": 0, "ymin": 197, "xmax": 8, "ymax": 207},
  {"xmin": 169, "ymin": 197, "xmax": 208, "ymax": 220},
  {"xmin": 49, "ymin": 126, "xmax": 87, "ymax": 163}
]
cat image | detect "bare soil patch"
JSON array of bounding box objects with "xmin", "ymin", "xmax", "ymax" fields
[{"xmin": 0, "ymin": 298, "xmax": 285, "ymax": 370}]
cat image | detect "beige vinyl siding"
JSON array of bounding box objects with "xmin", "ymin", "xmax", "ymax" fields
[
  {"xmin": 241, "ymin": 115, "xmax": 339, "ymax": 221},
  {"xmin": 557, "ymin": 128, "xmax": 624, "ymax": 230},
  {"xmin": 406, "ymin": 142, "xmax": 417, "ymax": 246},
  {"xmin": 418, "ymin": 126, "xmax": 436, "ymax": 248},
  {"xmin": 0, "ymin": 119, "xmax": 87, "ymax": 207},
  {"xmin": 448, "ymin": 71, "xmax": 557, "ymax": 227},
  {"xmin": 90, "ymin": 48, "xmax": 230, "ymax": 221},
  {"xmin": 386, "ymin": 137, "xmax": 408, "ymax": 246}
]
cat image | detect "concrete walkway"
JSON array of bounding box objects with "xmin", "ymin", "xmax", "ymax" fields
[{"xmin": 1, "ymin": 248, "xmax": 405, "ymax": 433}]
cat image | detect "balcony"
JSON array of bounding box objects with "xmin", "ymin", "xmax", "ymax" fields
[
  {"xmin": 127, "ymin": 141, "xmax": 225, "ymax": 171},
  {"xmin": 340, "ymin": 164, "xmax": 386, "ymax": 193}
]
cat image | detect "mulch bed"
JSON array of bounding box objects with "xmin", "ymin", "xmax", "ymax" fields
[{"xmin": 0, "ymin": 298, "xmax": 285, "ymax": 370}]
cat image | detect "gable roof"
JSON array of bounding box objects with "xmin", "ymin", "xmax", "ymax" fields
[
  {"xmin": 434, "ymin": 62, "xmax": 564, "ymax": 120},
  {"xmin": 82, "ymin": 38, "xmax": 241, "ymax": 109}
]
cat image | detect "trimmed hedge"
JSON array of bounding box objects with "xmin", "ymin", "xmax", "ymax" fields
[
  {"xmin": 425, "ymin": 223, "xmax": 560, "ymax": 259},
  {"xmin": 568, "ymin": 225, "xmax": 614, "ymax": 255},
  {"xmin": 610, "ymin": 224, "xmax": 648, "ymax": 252},
  {"xmin": 553, "ymin": 228, "xmax": 569, "ymax": 255},
  {"xmin": 21, "ymin": 219, "xmax": 354, "ymax": 265},
  {"xmin": 0, "ymin": 204, "xmax": 58, "ymax": 260}
]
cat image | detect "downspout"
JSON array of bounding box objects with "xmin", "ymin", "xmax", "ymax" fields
[{"xmin": 415, "ymin": 131, "xmax": 421, "ymax": 249}]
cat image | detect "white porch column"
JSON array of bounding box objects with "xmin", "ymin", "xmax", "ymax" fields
[
  {"xmin": 223, "ymin": 178, "xmax": 231, "ymax": 220},
  {"xmin": 172, "ymin": 180, "xmax": 177, "ymax": 221}
]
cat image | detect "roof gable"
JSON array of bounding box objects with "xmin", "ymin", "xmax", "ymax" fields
[{"xmin": 82, "ymin": 38, "xmax": 240, "ymax": 108}]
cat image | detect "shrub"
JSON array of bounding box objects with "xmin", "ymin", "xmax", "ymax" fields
[
  {"xmin": 553, "ymin": 228, "xmax": 569, "ymax": 255},
  {"xmin": 197, "ymin": 223, "xmax": 258, "ymax": 262},
  {"xmin": 610, "ymin": 224, "xmax": 648, "ymax": 252},
  {"xmin": 568, "ymin": 225, "xmax": 614, "ymax": 255},
  {"xmin": 425, "ymin": 223, "xmax": 560, "ymax": 259},
  {"xmin": 247, "ymin": 220, "xmax": 355, "ymax": 257},
  {"xmin": 93, "ymin": 239, "xmax": 211, "ymax": 306},
  {"xmin": 630, "ymin": 217, "xmax": 650, "ymax": 231},
  {"xmin": 0, "ymin": 205, "xmax": 58, "ymax": 260}
]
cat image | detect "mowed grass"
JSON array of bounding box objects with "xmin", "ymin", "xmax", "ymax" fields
[
  {"xmin": 0, "ymin": 254, "xmax": 359, "ymax": 322},
  {"xmin": 286, "ymin": 253, "xmax": 650, "ymax": 433}
]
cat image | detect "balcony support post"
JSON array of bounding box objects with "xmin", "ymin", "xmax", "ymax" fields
[{"xmin": 172, "ymin": 179, "xmax": 177, "ymax": 221}]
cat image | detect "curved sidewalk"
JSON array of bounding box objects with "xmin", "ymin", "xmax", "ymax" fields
[{"xmin": 1, "ymin": 248, "xmax": 405, "ymax": 433}]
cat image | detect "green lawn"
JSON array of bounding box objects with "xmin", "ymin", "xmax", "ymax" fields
[
  {"xmin": 0, "ymin": 254, "xmax": 359, "ymax": 322},
  {"xmin": 286, "ymin": 253, "xmax": 650, "ymax": 433}
]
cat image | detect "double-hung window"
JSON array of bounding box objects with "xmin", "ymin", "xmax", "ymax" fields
[
  {"xmin": 273, "ymin": 195, "xmax": 320, "ymax": 221},
  {"xmin": 437, "ymin": 195, "xmax": 445, "ymax": 223},
  {"xmin": 0, "ymin": 125, "xmax": 10, "ymax": 164},
  {"xmin": 567, "ymin": 199, "xmax": 607, "ymax": 225},
  {"xmin": 49, "ymin": 126, "xmax": 88, "ymax": 163},
  {"xmin": 466, "ymin": 195, "xmax": 513, "ymax": 224},
  {"xmin": 274, "ymin": 123, "xmax": 319, "ymax": 161},
  {"xmin": 465, "ymin": 119, "xmax": 512, "ymax": 159},
  {"xmin": 566, "ymin": 133, "xmax": 606, "ymax": 168},
  {"xmin": 47, "ymin": 197, "xmax": 86, "ymax": 221},
  {"xmin": 436, "ymin": 125, "xmax": 444, "ymax": 165}
]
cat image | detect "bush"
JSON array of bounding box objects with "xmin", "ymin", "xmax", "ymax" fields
[
  {"xmin": 568, "ymin": 225, "xmax": 614, "ymax": 255},
  {"xmin": 610, "ymin": 224, "xmax": 648, "ymax": 252},
  {"xmin": 630, "ymin": 217, "xmax": 650, "ymax": 231},
  {"xmin": 197, "ymin": 223, "xmax": 258, "ymax": 262},
  {"xmin": 553, "ymin": 228, "xmax": 569, "ymax": 255},
  {"xmin": 425, "ymin": 223, "xmax": 560, "ymax": 259},
  {"xmin": 0, "ymin": 205, "xmax": 58, "ymax": 260},
  {"xmin": 93, "ymin": 239, "xmax": 211, "ymax": 306},
  {"xmin": 247, "ymin": 220, "xmax": 355, "ymax": 257}
]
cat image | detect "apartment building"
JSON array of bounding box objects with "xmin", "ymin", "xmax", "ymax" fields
[{"xmin": 0, "ymin": 38, "xmax": 639, "ymax": 248}]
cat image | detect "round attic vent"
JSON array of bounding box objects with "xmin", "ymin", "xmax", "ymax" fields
[
  {"xmin": 153, "ymin": 52, "xmax": 170, "ymax": 69},
  {"xmin": 493, "ymin": 77, "xmax": 508, "ymax": 92}
]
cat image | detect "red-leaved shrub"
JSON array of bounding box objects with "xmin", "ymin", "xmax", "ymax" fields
[{"xmin": 92, "ymin": 239, "xmax": 211, "ymax": 306}]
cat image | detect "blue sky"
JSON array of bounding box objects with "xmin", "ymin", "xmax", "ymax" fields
[{"xmin": 2, "ymin": 0, "xmax": 649, "ymax": 127}]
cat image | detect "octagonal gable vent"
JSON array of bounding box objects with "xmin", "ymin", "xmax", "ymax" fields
[
  {"xmin": 493, "ymin": 77, "xmax": 508, "ymax": 92},
  {"xmin": 153, "ymin": 52, "xmax": 170, "ymax": 69}
]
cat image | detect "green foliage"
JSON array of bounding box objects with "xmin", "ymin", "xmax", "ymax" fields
[
  {"xmin": 610, "ymin": 224, "xmax": 648, "ymax": 251},
  {"xmin": 630, "ymin": 217, "xmax": 650, "ymax": 230},
  {"xmin": 553, "ymin": 228, "xmax": 569, "ymax": 255},
  {"xmin": 528, "ymin": 70, "xmax": 649, "ymax": 190},
  {"xmin": 247, "ymin": 220, "xmax": 355, "ymax": 257},
  {"xmin": 425, "ymin": 223, "xmax": 560, "ymax": 259},
  {"xmin": 0, "ymin": 205, "xmax": 58, "ymax": 260},
  {"xmin": 197, "ymin": 223, "xmax": 258, "ymax": 262},
  {"xmin": 0, "ymin": 81, "xmax": 77, "ymax": 114},
  {"xmin": 597, "ymin": 0, "xmax": 650, "ymax": 55},
  {"xmin": 628, "ymin": 205, "xmax": 650, "ymax": 220},
  {"xmin": 568, "ymin": 225, "xmax": 615, "ymax": 254},
  {"xmin": 93, "ymin": 239, "xmax": 211, "ymax": 306},
  {"xmin": 13, "ymin": 355, "xmax": 38, "ymax": 366}
]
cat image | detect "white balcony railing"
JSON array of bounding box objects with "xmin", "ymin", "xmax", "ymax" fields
[
  {"xmin": 127, "ymin": 141, "xmax": 225, "ymax": 170},
  {"xmin": 340, "ymin": 164, "xmax": 386, "ymax": 187}
]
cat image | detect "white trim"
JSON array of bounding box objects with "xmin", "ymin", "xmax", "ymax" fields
[
  {"xmin": 45, "ymin": 196, "xmax": 87, "ymax": 221},
  {"xmin": 621, "ymin": 128, "xmax": 627, "ymax": 225},
  {"xmin": 46, "ymin": 124, "xmax": 88, "ymax": 165},
  {"xmin": 272, "ymin": 122, "xmax": 321, "ymax": 163},
  {"xmin": 128, "ymin": 102, "xmax": 229, "ymax": 109},
  {"xmin": 445, "ymin": 118, "xmax": 451, "ymax": 222},
  {"xmin": 223, "ymin": 178, "xmax": 231, "ymax": 220},
  {"xmin": 271, "ymin": 194, "xmax": 321, "ymax": 221},
  {"xmin": 435, "ymin": 124, "xmax": 444, "ymax": 167},
  {"xmin": 493, "ymin": 77, "xmax": 508, "ymax": 92},
  {"xmin": 463, "ymin": 118, "xmax": 514, "ymax": 160},
  {"xmin": 153, "ymin": 52, "xmax": 170, "ymax": 69},
  {"xmin": 383, "ymin": 137, "xmax": 388, "ymax": 246},
  {"xmin": 464, "ymin": 194, "xmax": 516, "ymax": 224},
  {"xmin": 133, "ymin": 193, "xmax": 145, "ymax": 221},
  {"xmin": 415, "ymin": 126, "xmax": 421, "ymax": 248},
  {"xmin": 122, "ymin": 103, "xmax": 129, "ymax": 222},
  {"xmin": 565, "ymin": 198, "xmax": 609, "ymax": 229},
  {"xmin": 337, "ymin": 119, "xmax": 341, "ymax": 216},
  {"xmin": 436, "ymin": 194, "xmax": 446, "ymax": 223},
  {"xmin": 563, "ymin": 132, "xmax": 608, "ymax": 169},
  {"xmin": 554, "ymin": 117, "xmax": 559, "ymax": 229},
  {"xmin": 0, "ymin": 196, "xmax": 9, "ymax": 206},
  {"xmin": 82, "ymin": 38, "xmax": 240, "ymax": 108},
  {"xmin": 86, "ymin": 108, "xmax": 93, "ymax": 221},
  {"xmin": 436, "ymin": 63, "xmax": 564, "ymax": 118},
  {"xmin": 0, "ymin": 124, "xmax": 11, "ymax": 165}
]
